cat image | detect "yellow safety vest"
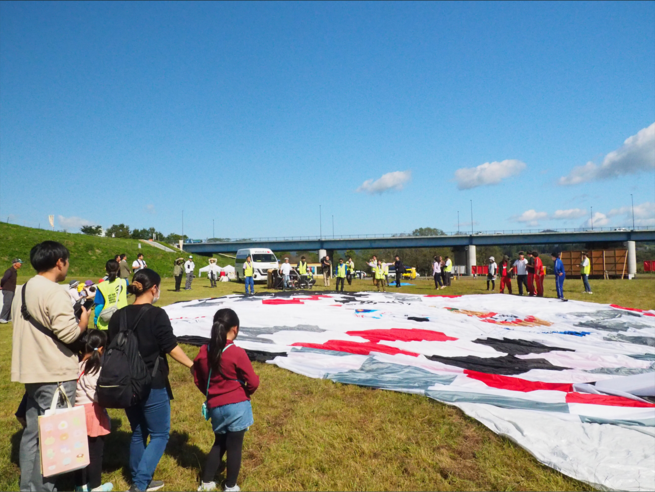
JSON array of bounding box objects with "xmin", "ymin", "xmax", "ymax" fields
[
  {"xmin": 383, "ymin": 264, "xmax": 389, "ymax": 275},
  {"xmin": 581, "ymin": 258, "xmax": 590, "ymax": 275},
  {"xmin": 244, "ymin": 261, "xmax": 254, "ymax": 277},
  {"xmin": 374, "ymin": 265, "xmax": 385, "ymax": 280},
  {"xmin": 96, "ymin": 278, "xmax": 128, "ymax": 330},
  {"xmin": 337, "ymin": 264, "xmax": 347, "ymax": 278},
  {"xmin": 347, "ymin": 260, "xmax": 355, "ymax": 273},
  {"xmin": 298, "ymin": 261, "xmax": 307, "ymax": 275},
  {"xmin": 444, "ymin": 260, "xmax": 452, "ymax": 273}
]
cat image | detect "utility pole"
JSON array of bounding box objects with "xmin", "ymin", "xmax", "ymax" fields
[
  {"xmin": 590, "ymin": 206, "xmax": 593, "ymax": 231},
  {"xmin": 470, "ymin": 200, "xmax": 473, "ymax": 234},
  {"xmin": 182, "ymin": 210, "xmax": 184, "ymax": 236},
  {"xmin": 631, "ymin": 194, "xmax": 635, "ymax": 230},
  {"xmin": 457, "ymin": 211, "xmax": 460, "ymax": 233},
  {"xmin": 213, "ymin": 219, "xmax": 215, "ymax": 238},
  {"xmin": 320, "ymin": 205, "xmax": 322, "ymax": 239},
  {"xmin": 332, "ymin": 215, "xmax": 334, "ymax": 238}
]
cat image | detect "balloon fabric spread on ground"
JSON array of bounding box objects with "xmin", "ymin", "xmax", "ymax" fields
[{"xmin": 164, "ymin": 292, "xmax": 655, "ymax": 491}]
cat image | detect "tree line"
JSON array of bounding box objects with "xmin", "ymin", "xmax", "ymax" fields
[{"xmin": 81, "ymin": 224, "xmax": 187, "ymax": 244}]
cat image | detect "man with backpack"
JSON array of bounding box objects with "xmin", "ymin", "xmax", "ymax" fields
[{"xmin": 11, "ymin": 241, "xmax": 92, "ymax": 492}]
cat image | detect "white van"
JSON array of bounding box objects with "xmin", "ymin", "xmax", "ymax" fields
[{"xmin": 235, "ymin": 248, "xmax": 279, "ymax": 282}]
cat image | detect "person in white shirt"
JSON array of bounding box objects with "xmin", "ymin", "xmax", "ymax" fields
[
  {"xmin": 279, "ymin": 257, "xmax": 292, "ymax": 290},
  {"xmin": 513, "ymin": 251, "xmax": 528, "ymax": 295},
  {"xmin": 432, "ymin": 256, "xmax": 444, "ymax": 289},
  {"xmin": 207, "ymin": 258, "xmax": 221, "ymax": 288},
  {"xmin": 487, "ymin": 257, "xmax": 498, "ymax": 291},
  {"xmin": 184, "ymin": 256, "xmax": 195, "ymax": 290},
  {"xmin": 132, "ymin": 253, "xmax": 147, "ymax": 273}
]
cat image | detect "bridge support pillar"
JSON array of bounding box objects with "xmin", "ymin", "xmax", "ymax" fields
[
  {"xmin": 467, "ymin": 245, "xmax": 477, "ymax": 276},
  {"xmin": 318, "ymin": 249, "xmax": 327, "ymax": 261},
  {"xmin": 626, "ymin": 241, "xmax": 637, "ymax": 279}
]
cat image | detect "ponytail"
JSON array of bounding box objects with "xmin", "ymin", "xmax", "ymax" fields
[
  {"xmin": 82, "ymin": 329, "xmax": 107, "ymax": 376},
  {"xmin": 105, "ymin": 259, "xmax": 120, "ymax": 282},
  {"xmin": 208, "ymin": 308, "xmax": 240, "ymax": 379},
  {"xmin": 127, "ymin": 268, "xmax": 161, "ymax": 297}
]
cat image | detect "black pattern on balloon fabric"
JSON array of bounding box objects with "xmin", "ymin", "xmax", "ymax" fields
[
  {"xmin": 407, "ymin": 316, "xmax": 430, "ymax": 322},
  {"xmin": 244, "ymin": 350, "xmax": 288, "ymax": 362},
  {"xmin": 603, "ymin": 334, "xmax": 655, "ymax": 347},
  {"xmin": 472, "ymin": 337, "xmax": 574, "ymax": 356},
  {"xmin": 426, "ymin": 354, "xmax": 568, "ymax": 375}
]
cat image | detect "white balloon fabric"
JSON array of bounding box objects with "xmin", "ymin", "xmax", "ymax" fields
[{"xmin": 164, "ymin": 292, "xmax": 655, "ymax": 491}]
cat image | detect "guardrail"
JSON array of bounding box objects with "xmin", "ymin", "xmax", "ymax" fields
[{"xmin": 193, "ymin": 226, "xmax": 655, "ymax": 244}]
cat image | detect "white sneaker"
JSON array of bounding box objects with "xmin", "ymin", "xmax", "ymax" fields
[
  {"xmin": 0, "ymin": 319, "xmax": 8, "ymax": 324},
  {"xmin": 224, "ymin": 485, "xmax": 240, "ymax": 492},
  {"xmin": 588, "ymin": 292, "xmax": 593, "ymax": 295},
  {"xmin": 198, "ymin": 482, "xmax": 217, "ymax": 492}
]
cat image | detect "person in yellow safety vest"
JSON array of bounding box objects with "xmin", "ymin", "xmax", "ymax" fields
[
  {"xmin": 336, "ymin": 259, "xmax": 348, "ymax": 292},
  {"xmin": 374, "ymin": 260, "xmax": 386, "ymax": 292},
  {"xmin": 443, "ymin": 256, "xmax": 453, "ymax": 287},
  {"xmin": 95, "ymin": 259, "xmax": 128, "ymax": 329},
  {"xmin": 346, "ymin": 257, "xmax": 355, "ymax": 286},
  {"xmin": 243, "ymin": 256, "xmax": 255, "ymax": 295},
  {"xmin": 297, "ymin": 255, "xmax": 308, "ymax": 288},
  {"xmin": 382, "ymin": 261, "xmax": 390, "ymax": 286},
  {"xmin": 580, "ymin": 251, "xmax": 593, "ymax": 294}
]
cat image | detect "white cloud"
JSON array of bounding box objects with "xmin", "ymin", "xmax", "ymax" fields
[
  {"xmin": 146, "ymin": 204, "xmax": 156, "ymax": 214},
  {"xmin": 57, "ymin": 215, "xmax": 94, "ymax": 231},
  {"xmin": 607, "ymin": 201, "xmax": 655, "ymax": 227},
  {"xmin": 454, "ymin": 159, "xmax": 526, "ymax": 190},
  {"xmin": 511, "ymin": 209, "xmax": 548, "ymax": 227},
  {"xmin": 559, "ymin": 123, "xmax": 655, "ymax": 185},
  {"xmin": 356, "ymin": 170, "xmax": 412, "ymax": 194},
  {"xmin": 581, "ymin": 212, "xmax": 609, "ymax": 228},
  {"xmin": 551, "ymin": 208, "xmax": 587, "ymax": 220}
]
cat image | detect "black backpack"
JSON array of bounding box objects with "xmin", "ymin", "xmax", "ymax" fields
[{"xmin": 97, "ymin": 306, "xmax": 161, "ymax": 408}]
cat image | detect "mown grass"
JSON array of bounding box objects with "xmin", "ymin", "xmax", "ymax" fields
[
  {"xmin": 2, "ymin": 264, "xmax": 653, "ymax": 490},
  {"xmin": 0, "ymin": 222, "xmax": 231, "ymax": 279}
]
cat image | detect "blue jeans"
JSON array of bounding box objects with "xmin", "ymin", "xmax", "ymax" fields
[
  {"xmin": 125, "ymin": 388, "xmax": 171, "ymax": 491},
  {"xmin": 582, "ymin": 274, "xmax": 591, "ymax": 292},
  {"xmin": 283, "ymin": 274, "xmax": 290, "ymax": 289},
  {"xmin": 244, "ymin": 276, "xmax": 254, "ymax": 294},
  {"xmin": 556, "ymin": 274, "xmax": 565, "ymax": 299}
]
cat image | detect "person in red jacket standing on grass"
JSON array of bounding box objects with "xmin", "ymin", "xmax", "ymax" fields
[
  {"xmin": 194, "ymin": 308, "xmax": 260, "ymax": 492},
  {"xmin": 499, "ymin": 256, "xmax": 513, "ymax": 294},
  {"xmin": 532, "ymin": 251, "xmax": 545, "ymax": 297}
]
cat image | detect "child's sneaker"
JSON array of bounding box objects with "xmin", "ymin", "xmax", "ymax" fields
[
  {"xmin": 197, "ymin": 482, "xmax": 217, "ymax": 492},
  {"xmin": 224, "ymin": 485, "xmax": 240, "ymax": 492},
  {"xmin": 91, "ymin": 484, "xmax": 114, "ymax": 492}
]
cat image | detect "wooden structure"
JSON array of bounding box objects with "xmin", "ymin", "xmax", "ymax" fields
[{"xmin": 560, "ymin": 249, "xmax": 627, "ymax": 279}]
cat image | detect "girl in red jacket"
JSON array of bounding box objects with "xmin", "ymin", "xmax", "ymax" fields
[{"xmin": 194, "ymin": 309, "xmax": 260, "ymax": 492}]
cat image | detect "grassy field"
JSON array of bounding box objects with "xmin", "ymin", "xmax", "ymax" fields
[
  {"xmin": 0, "ymin": 222, "xmax": 232, "ymax": 280},
  {"xmin": 3, "ymin": 273, "xmax": 654, "ymax": 491}
]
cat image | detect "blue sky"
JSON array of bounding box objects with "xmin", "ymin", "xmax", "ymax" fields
[{"xmin": 1, "ymin": 1, "xmax": 654, "ymax": 239}]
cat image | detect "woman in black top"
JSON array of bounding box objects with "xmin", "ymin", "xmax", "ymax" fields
[{"xmin": 108, "ymin": 269, "xmax": 194, "ymax": 492}]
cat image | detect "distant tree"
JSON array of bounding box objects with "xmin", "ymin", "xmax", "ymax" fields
[
  {"xmin": 131, "ymin": 227, "xmax": 163, "ymax": 240},
  {"xmin": 412, "ymin": 227, "xmax": 446, "ymax": 237},
  {"xmin": 106, "ymin": 224, "xmax": 130, "ymax": 238},
  {"xmin": 164, "ymin": 233, "xmax": 188, "ymax": 244},
  {"xmin": 81, "ymin": 225, "xmax": 103, "ymax": 236}
]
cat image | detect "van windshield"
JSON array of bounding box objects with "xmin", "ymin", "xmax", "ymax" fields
[{"xmin": 253, "ymin": 254, "xmax": 277, "ymax": 263}]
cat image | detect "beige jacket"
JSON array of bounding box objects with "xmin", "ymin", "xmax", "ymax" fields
[{"xmin": 11, "ymin": 275, "xmax": 82, "ymax": 384}]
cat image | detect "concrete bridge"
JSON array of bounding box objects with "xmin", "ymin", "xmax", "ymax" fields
[{"xmin": 183, "ymin": 228, "xmax": 655, "ymax": 278}]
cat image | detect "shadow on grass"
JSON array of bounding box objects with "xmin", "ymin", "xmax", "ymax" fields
[{"xmin": 165, "ymin": 430, "xmax": 207, "ymax": 480}]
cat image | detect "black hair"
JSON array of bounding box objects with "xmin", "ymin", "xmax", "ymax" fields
[
  {"xmin": 208, "ymin": 308, "xmax": 240, "ymax": 379},
  {"xmin": 120, "ymin": 254, "xmax": 126, "ymax": 260},
  {"xmin": 106, "ymin": 259, "xmax": 120, "ymax": 282},
  {"xmin": 127, "ymin": 268, "xmax": 161, "ymax": 297},
  {"xmin": 30, "ymin": 241, "xmax": 70, "ymax": 273},
  {"xmin": 301, "ymin": 256, "xmax": 306, "ymax": 260},
  {"xmin": 137, "ymin": 253, "xmax": 144, "ymax": 258},
  {"xmin": 81, "ymin": 329, "xmax": 107, "ymax": 376},
  {"xmin": 532, "ymin": 251, "xmax": 539, "ymax": 257},
  {"xmin": 552, "ymin": 251, "xmax": 561, "ymax": 258}
]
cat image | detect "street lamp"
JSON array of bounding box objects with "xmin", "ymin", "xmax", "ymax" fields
[
  {"xmin": 457, "ymin": 211, "xmax": 460, "ymax": 234},
  {"xmin": 319, "ymin": 205, "xmax": 322, "ymax": 239},
  {"xmin": 631, "ymin": 194, "xmax": 635, "ymax": 230},
  {"xmin": 590, "ymin": 206, "xmax": 593, "ymax": 231},
  {"xmin": 470, "ymin": 200, "xmax": 473, "ymax": 234}
]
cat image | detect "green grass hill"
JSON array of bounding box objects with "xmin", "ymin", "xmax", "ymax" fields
[{"xmin": 0, "ymin": 222, "xmax": 232, "ymax": 280}]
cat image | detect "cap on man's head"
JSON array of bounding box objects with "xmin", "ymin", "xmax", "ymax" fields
[
  {"xmin": 189, "ymin": 255, "xmax": 193, "ymax": 258},
  {"xmin": 69, "ymin": 280, "xmax": 79, "ymax": 288},
  {"xmin": 12, "ymin": 258, "xmax": 22, "ymax": 264}
]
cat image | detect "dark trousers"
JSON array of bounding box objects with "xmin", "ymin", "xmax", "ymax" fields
[
  {"xmin": 1, "ymin": 290, "xmax": 14, "ymax": 320},
  {"xmin": 444, "ymin": 272, "xmax": 451, "ymax": 286},
  {"xmin": 174, "ymin": 275, "xmax": 182, "ymax": 291},
  {"xmin": 346, "ymin": 273, "xmax": 352, "ymax": 286},
  {"xmin": 209, "ymin": 274, "xmax": 217, "ymax": 288},
  {"xmin": 202, "ymin": 430, "xmax": 245, "ymax": 488},
  {"xmin": 395, "ymin": 275, "xmax": 401, "ymax": 287},
  {"xmin": 336, "ymin": 277, "xmax": 345, "ymax": 291},
  {"xmin": 74, "ymin": 436, "xmax": 105, "ymax": 489},
  {"xmin": 433, "ymin": 273, "xmax": 443, "ymax": 288},
  {"xmin": 516, "ymin": 274, "xmax": 528, "ymax": 295},
  {"xmin": 556, "ymin": 274, "xmax": 565, "ymax": 299}
]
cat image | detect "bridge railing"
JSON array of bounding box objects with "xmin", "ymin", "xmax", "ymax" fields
[{"xmin": 195, "ymin": 226, "xmax": 655, "ymax": 244}]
